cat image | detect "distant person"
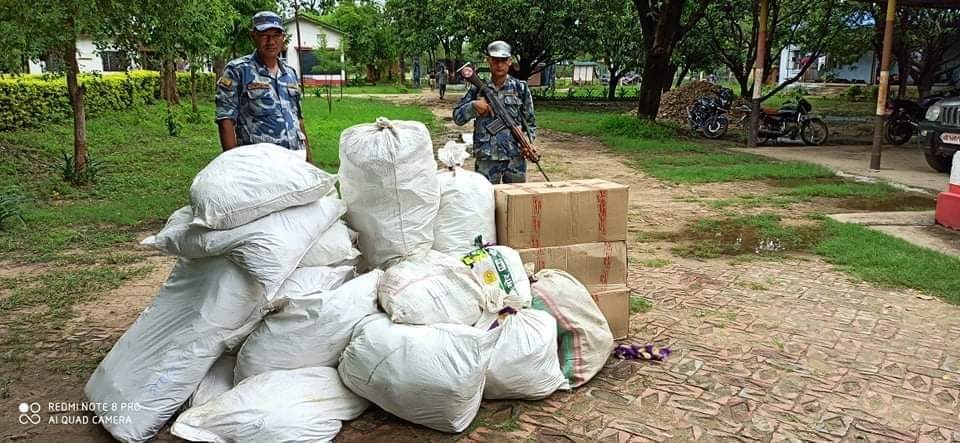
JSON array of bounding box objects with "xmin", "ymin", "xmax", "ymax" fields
[
  {"xmin": 453, "ymin": 41, "xmax": 537, "ymax": 184},
  {"xmin": 437, "ymin": 63, "xmax": 448, "ymax": 99},
  {"xmin": 428, "ymin": 69, "xmax": 436, "ymax": 90},
  {"xmin": 215, "ymin": 11, "xmax": 311, "ymax": 163}
]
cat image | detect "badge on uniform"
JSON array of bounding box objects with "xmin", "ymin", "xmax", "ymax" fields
[
  {"xmin": 217, "ymin": 76, "xmax": 233, "ymax": 89},
  {"xmin": 247, "ymin": 82, "xmax": 271, "ymax": 90}
]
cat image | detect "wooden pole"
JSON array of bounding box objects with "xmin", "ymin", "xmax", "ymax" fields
[
  {"xmin": 870, "ymin": 0, "xmax": 896, "ymax": 170},
  {"xmin": 294, "ymin": 2, "xmax": 304, "ymax": 90},
  {"xmin": 748, "ymin": 0, "xmax": 768, "ymax": 148}
]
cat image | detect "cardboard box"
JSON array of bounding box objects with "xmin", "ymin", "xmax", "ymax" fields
[
  {"xmin": 517, "ymin": 241, "xmax": 627, "ymax": 288},
  {"xmin": 495, "ymin": 179, "xmax": 628, "ymax": 249},
  {"xmin": 591, "ymin": 285, "xmax": 630, "ymax": 340}
]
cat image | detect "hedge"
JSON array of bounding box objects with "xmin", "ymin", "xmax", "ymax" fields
[{"xmin": 0, "ymin": 70, "xmax": 216, "ymax": 131}]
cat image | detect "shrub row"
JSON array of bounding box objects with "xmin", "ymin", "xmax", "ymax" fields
[{"xmin": 0, "ymin": 70, "xmax": 215, "ymax": 131}]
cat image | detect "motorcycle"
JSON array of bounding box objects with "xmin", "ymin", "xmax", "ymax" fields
[
  {"xmin": 687, "ymin": 87, "xmax": 734, "ymax": 139},
  {"xmin": 737, "ymin": 97, "xmax": 829, "ymax": 145},
  {"xmin": 884, "ymin": 89, "xmax": 960, "ymax": 145}
]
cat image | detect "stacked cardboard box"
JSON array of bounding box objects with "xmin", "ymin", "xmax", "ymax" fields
[{"xmin": 494, "ymin": 179, "xmax": 630, "ymax": 339}]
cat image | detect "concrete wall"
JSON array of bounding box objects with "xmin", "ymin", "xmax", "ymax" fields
[{"xmin": 284, "ymin": 19, "xmax": 344, "ymax": 85}]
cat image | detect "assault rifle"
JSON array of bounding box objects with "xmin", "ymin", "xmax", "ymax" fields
[{"xmin": 457, "ymin": 63, "xmax": 550, "ymax": 182}]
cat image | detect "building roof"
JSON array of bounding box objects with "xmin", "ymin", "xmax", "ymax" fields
[{"xmin": 283, "ymin": 13, "xmax": 346, "ymax": 35}]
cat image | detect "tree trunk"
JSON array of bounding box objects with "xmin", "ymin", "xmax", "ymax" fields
[
  {"xmin": 190, "ymin": 65, "xmax": 198, "ymax": 114},
  {"xmin": 214, "ymin": 56, "xmax": 226, "ymax": 78},
  {"xmin": 675, "ymin": 65, "xmax": 690, "ymax": 87},
  {"xmin": 737, "ymin": 74, "xmax": 751, "ymax": 97},
  {"xmin": 916, "ymin": 62, "xmax": 937, "ymax": 99},
  {"xmin": 636, "ymin": 0, "xmax": 685, "ymax": 119},
  {"xmin": 607, "ymin": 72, "xmax": 622, "ymax": 100},
  {"xmin": 637, "ymin": 54, "xmax": 674, "ymax": 119},
  {"xmin": 65, "ymin": 43, "xmax": 87, "ymax": 179},
  {"xmin": 162, "ymin": 59, "xmax": 180, "ymax": 104},
  {"xmin": 662, "ymin": 64, "xmax": 679, "ymax": 93}
]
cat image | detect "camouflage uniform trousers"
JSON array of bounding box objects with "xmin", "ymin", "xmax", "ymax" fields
[{"xmin": 475, "ymin": 156, "xmax": 527, "ymax": 184}]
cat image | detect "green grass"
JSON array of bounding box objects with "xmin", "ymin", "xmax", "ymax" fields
[
  {"xmin": 537, "ymin": 108, "xmax": 833, "ymax": 184},
  {"xmin": 674, "ymin": 214, "xmax": 825, "ymax": 259},
  {"xmin": 672, "ymin": 214, "xmax": 960, "ymax": 301},
  {"xmin": 321, "ymin": 83, "xmax": 423, "ymax": 95},
  {"xmin": 0, "ymin": 266, "xmax": 152, "ymax": 317},
  {"xmin": 816, "ymin": 220, "xmax": 960, "ymax": 302},
  {"xmin": 0, "ymin": 96, "xmax": 434, "ymax": 258},
  {"xmin": 772, "ymin": 178, "xmax": 899, "ymax": 199},
  {"xmin": 638, "ymin": 258, "xmax": 671, "ymax": 268},
  {"xmin": 630, "ymin": 295, "xmax": 653, "ymax": 314}
]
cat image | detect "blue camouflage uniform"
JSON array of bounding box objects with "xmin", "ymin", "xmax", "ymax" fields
[
  {"xmin": 215, "ymin": 51, "xmax": 304, "ymax": 151},
  {"xmin": 453, "ymin": 75, "xmax": 536, "ymax": 184}
]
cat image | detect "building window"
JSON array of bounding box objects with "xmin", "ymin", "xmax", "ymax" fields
[
  {"xmin": 101, "ymin": 51, "xmax": 127, "ymax": 72},
  {"xmin": 790, "ymin": 50, "xmax": 802, "ymax": 70},
  {"xmin": 298, "ymin": 49, "xmax": 318, "ymax": 75}
]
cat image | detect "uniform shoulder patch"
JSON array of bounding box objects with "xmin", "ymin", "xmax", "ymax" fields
[{"xmin": 217, "ymin": 76, "xmax": 233, "ymax": 89}]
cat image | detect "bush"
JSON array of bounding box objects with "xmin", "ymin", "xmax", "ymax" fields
[
  {"xmin": 844, "ymin": 85, "xmax": 864, "ymax": 100},
  {"xmin": 0, "ymin": 70, "xmax": 215, "ymax": 131},
  {"xmin": 60, "ymin": 152, "xmax": 112, "ymax": 185},
  {"xmin": 0, "ymin": 188, "xmax": 27, "ymax": 229}
]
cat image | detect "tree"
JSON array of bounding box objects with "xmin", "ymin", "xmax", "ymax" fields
[
  {"xmin": 887, "ymin": 8, "xmax": 960, "ymax": 98},
  {"xmin": 206, "ymin": 0, "xmax": 278, "ymax": 77},
  {"xmin": 699, "ymin": 0, "xmax": 862, "ymax": 100},
  {"xmin": 325, "ymin": 3, "xmax": 399, "ymax": 82},
  {"xmin": 671, "ymin": 24, "xmax": 723, "ymax": 88},
  {"xmin": 311, "ymin": 35, "xmax": 344, "ymax": 75},
  {"xmin": 582, "ymin": 0, "xmax": 644, "ymax": 99},
  {"xmin": 633, "ymin": 0, "xmax": 711, "ymax": 119},
  {"xmin": 0, "ymin": 0, "xmax": 106, "ymax": 179},
  {"xmin": 466, "ymin": 0, "xmax": 588, "ymax": 80},
  {"xmin": 103, "ymin": 0, "xmax": 232, "ymax": 107}
]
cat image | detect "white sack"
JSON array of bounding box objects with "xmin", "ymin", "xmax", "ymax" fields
[
  {"xmin": 189, "ymin": 143, "xmax": 336, "ymax": 229},
  {"xmin": 338, "ymin": 314, "xmax": 501, "ymax": 433},
  {"xmin": 474, "ymin": 309, "xmax": 566, "ymax": 400},
  {"xmin": 463, "ymin": 245, "xmax": 531, "ymax": 309},
  {"xmin": 300, "ymin": 220, "xmax": 361, "ymax": 267},
  {"xmin": 433, "ymin": 168, "xmax": 496, "ymax": 258},
  {"xmin": 172, "ymin": 367, "xmax": 368, "ymax": 443},
  {"xmin": 378, "ymin": 251, "xmax": 484, "ymax": 326},
  {"xmin": 188, "ymin": 355, "xmax": 236, "ymax": 409},
  {"xmin": 530, "ymin": 269, "xmax": 614, "ymax": 388},
  {"xmin": 338, "ymin": 118, "xmax": 440, "ymax": 269},
  {"xmin": 234, "ymin": 270, "xmax": 382, "ymax": 382},
  {"xmin": 274, "ymin": 265, "xmax": 356, "ymax": 299},
  {"xmin": 85, "ymin": 257, "xmax": 266, "ymax": 443},
  {"xmin": 141, "ymin": 198, "xmax": 345, "ymax": 299}
]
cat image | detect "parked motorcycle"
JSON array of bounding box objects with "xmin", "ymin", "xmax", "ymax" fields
[
  {"xmin": 884, "ymin": 89, "xmax": 960, "ymax": 145},
  {"xmin": 688, "ymin": 87, "xmax": 734, "ymax": 139},
  {"xmin": 737, "ymin": 97, "xmax": 829, "ymax": 145}
]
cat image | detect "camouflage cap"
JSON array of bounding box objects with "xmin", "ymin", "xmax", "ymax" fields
[
  {"xmin": 252, "ymin": 11, "xmax": 283, "ymax": 32},
  {"xmin": 485, "ymin": 41, "xmax": 512, "ymax": 58}
]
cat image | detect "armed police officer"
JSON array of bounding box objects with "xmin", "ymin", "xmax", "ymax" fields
[
  {"xmin": 453, "ymin": 41, "xmax": 537, "ymax": 184},
  {"xmin": 216, "ymin": 11, "xmax": 312, "ymax": 163}
]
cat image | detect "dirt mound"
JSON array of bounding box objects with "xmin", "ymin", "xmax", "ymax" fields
[{"xmin": 657, "ymin": 81, "xmax": 750, "ymax": 126}]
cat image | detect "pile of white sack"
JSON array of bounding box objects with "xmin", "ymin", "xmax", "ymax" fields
[{"xmin": 85, "ymin": 118, "xmax": 614, "ymax": 443}]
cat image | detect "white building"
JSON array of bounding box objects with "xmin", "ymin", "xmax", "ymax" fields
[
  {"xmin": 283, "ymin": 15, "xmax": 345, "ymax": 86},
  {"xmin": 27, "ymin": 39, "xmax": 134, "ymax": 75}
]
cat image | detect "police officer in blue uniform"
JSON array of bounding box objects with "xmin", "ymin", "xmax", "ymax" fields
[
  {"xmin": 216, "ymin": 11, "xmax": 312, "ymax": 163},
  {"xmin": 453, "ymin": 41, "xmax": 537, "ymax": 184}
]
